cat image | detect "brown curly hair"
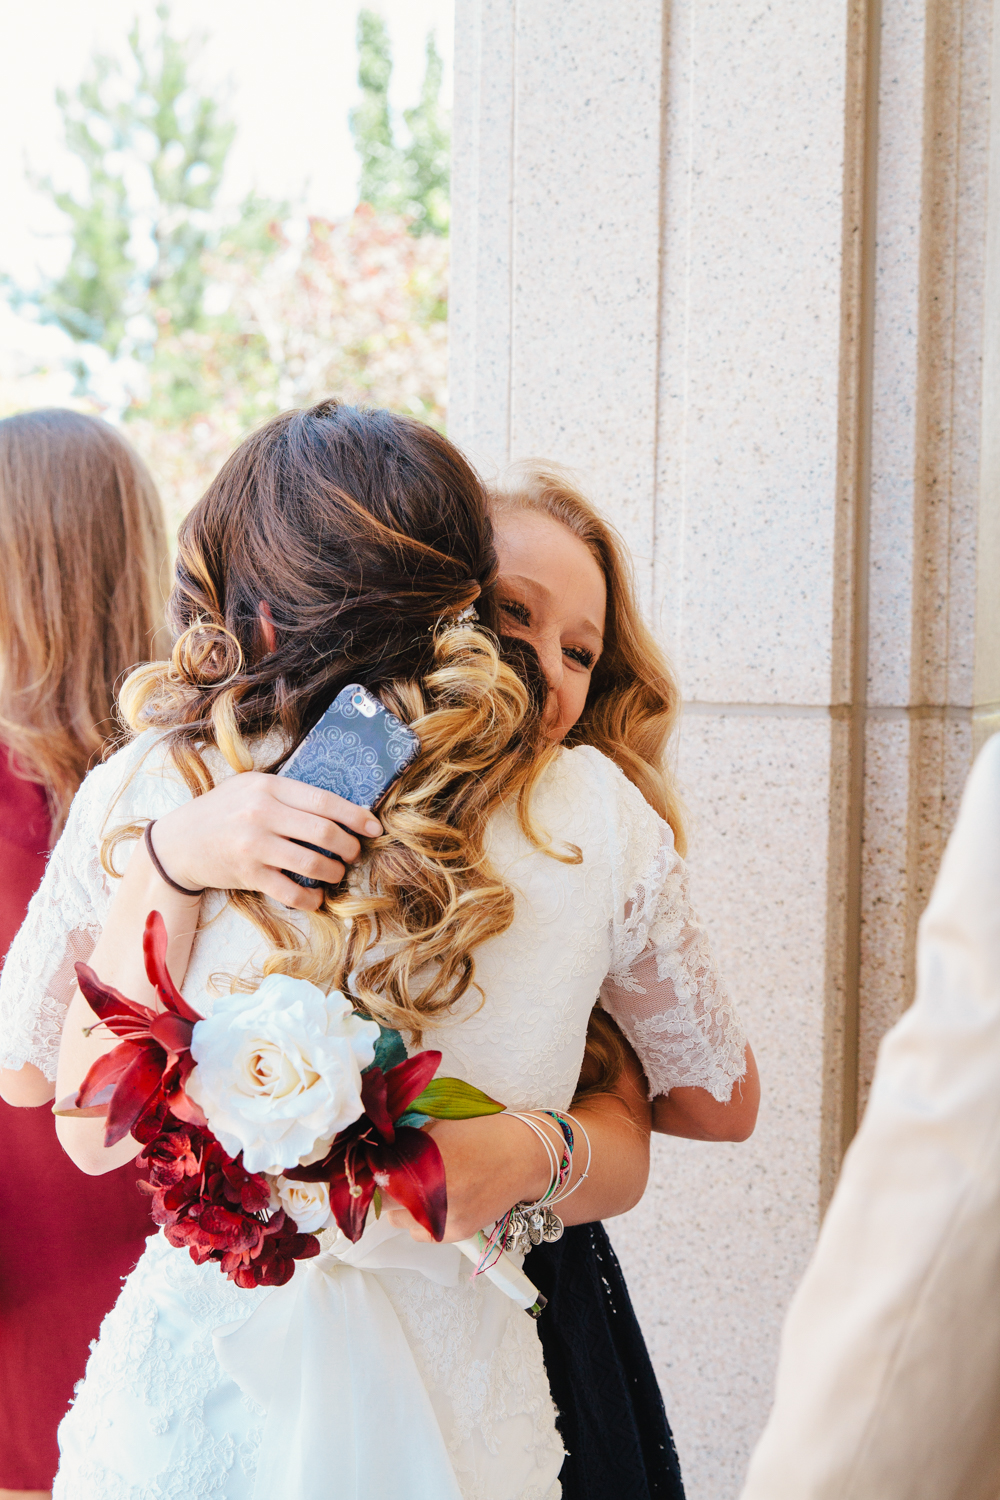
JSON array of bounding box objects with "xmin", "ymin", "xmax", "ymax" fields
[{"xmin": 110, "ymin": 402, "xmax": 563, "ymax": 1039}]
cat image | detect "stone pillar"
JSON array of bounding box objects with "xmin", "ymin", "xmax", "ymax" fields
[{"xmin": 450, "ymin": 2, "xmax": 1000, "ymax": 1495}]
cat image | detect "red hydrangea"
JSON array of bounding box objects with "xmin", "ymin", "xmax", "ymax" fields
[{"xmin": 137, "ymin": 1110, "xmax": 320, "ymax": 1288}]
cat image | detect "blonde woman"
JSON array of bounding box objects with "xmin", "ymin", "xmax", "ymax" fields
[
  {"xmin": 487, "ymin": 464, "xmax": 758, "ymax": 1500},
  {"xmin": 0, "ymin": 404, "xmax": 748, "ymax": 1499},
  {"xmin": 0, "ymin": 408, "xmax": 166, "ymax": 1499}
]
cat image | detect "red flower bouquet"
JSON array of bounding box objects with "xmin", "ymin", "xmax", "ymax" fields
[{"xmin": 57, "ymin": 912, "xmax": 504, "ymax": 1288}]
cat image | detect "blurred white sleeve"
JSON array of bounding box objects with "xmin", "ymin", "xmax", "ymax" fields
[
  {"xmin": 0, "ymin": 762, "xmax": 116, "ymax": 1080},
  {"xmin": 741, "ymin": 732, "xmax": 1000, "ymax": 1500}
]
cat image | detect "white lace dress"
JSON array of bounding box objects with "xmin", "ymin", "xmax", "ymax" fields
[{"xmin": 0, "ymin": 734, "xmax": 746, "ymax": 1500}]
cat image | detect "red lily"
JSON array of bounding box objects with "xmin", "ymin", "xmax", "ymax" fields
[
  {"xmin": 287, "ymin": 1050, "xmax": 447, "ymax": 1243},
  {"xmin": 56, "ymin": 910, "xmax": 207, "ymax": 1147}
]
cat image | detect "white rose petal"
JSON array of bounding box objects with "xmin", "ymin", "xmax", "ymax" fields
[
  {"xmin": 274, "ymin": 1176, "xmax": 332, "ymax": 1234},
  {"xmin": 186, "ymin": 977, "xmax": 379, "ymax": 1174}
]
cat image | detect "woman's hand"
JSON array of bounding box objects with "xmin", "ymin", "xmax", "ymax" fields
[
  {"xmin": 150, "ymin": 772, "xmax": 383, "ymax": 913},
  {"xmin": 385, "ymin": 1114, "xmax": 552, "ymax": 1243},
  {"xmin": 385, "ymin": 1044, "xmax": 653, "ymax": 1244}
]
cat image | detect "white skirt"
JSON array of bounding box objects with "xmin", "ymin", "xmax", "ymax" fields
[{"xmin": 55, "ymin": 1229, "xmax": 563, "ymax": 1500}]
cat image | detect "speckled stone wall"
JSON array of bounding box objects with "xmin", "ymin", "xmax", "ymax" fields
[{"xmin": 450, "ymin": 1, "xmax": 1000, "ymax": 1494}]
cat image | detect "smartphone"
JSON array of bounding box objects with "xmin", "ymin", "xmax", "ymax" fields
[{"xmin": 277, "ymin": 683, "xmax": 421, "ymax": 888}]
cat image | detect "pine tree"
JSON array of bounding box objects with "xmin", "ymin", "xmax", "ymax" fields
[
  {"xmin": 129, "ymin": 7, "xmax": 234, "ymax": 340},
  {"xmin": 29, "ymin": 4, "xmax": 236, "ymax": 364},
  {"xmin": 400, "ymin": 35, "xmax": 450, "ymax": 236},
  {"xmin": 349, "ymin": 10, "xmax": 450, "ymax": 236},
  {"xmin": 350, "ymin": 11, "xmax": 399, "ymax": 213},
  {"xmin": 37, "ymin": 56, "xmax": 134, "ymax": 354}
]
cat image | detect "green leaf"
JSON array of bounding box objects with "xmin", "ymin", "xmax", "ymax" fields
[
  {"xmin": 408, "ymin": 1077, "xmax": 504, "ymax": 1120},
  {"xmin": 372, "ymin": 1186, "xmax": 383, "ymax": 1220},
  {"xmin": 371, "ymin": 1024, "xmax": 408, "ymax": 1075},
  {"xmin": 51, "ymin": 1094, "xmax": 110, "ymax": 1119}
]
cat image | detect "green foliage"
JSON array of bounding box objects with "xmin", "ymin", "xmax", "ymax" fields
[
  {"xmin": 7, "ymin": 1, "xmax": 450, "ymax": 480},
  {"xmin": 401, "ymin": 35, "xmax": 451, "ymax": 236},
  {"xmin": 41, "ymin": 58, "xmax": 133, "ymax": 353},
  {"xmin": 32, "ymin": 5, "xmax": 237, "ymax": 361},
  {"xmin": 351, "ymin": 11, "xmax": 398, "ymax": 213},
  {"xmin": 407, "ymin": 1077, "xmax": 505, "ymax": 1120},
  {"xmin": 128, "ymin": 6, "xmax": 235, "ymax": 339},
  {"xmin": 349, "ymin": 10, "xmax": 450, "ymax": 236}
]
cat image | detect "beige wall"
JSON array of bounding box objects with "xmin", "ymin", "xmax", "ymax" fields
[{"xmin": 450, "ymin": 1, "xmax": 1000, "ymax": 1494}]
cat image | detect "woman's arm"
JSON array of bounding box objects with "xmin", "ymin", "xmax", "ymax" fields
[
  {"xmin": 576, "ymin": 1006, "xmax": 758, "ymax": 1143},
  {"xmin": 386, "ymin": 1041, "xmax": 653, "ymax": 1244},
  {"xmin": 0, "ymin": 1060, "xmax": 55, "ymax": 1105},
  {"xmin": 55, "ymin": 835, "xmax": 202, "ymax": 1173},
  {"xmin": 653, "ymin": 1042, "xmax": 759, "ymax": 1141},
  {"xmin": 602, "ymin": 826, "xmax": 759, "ymax": 1143},
  {"xmin": 54, "ymin": 773, "xmax": 382, "ymax": 1172}
]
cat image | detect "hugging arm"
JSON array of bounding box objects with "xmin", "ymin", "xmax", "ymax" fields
[
  {"xmin": 602, "ymin": 824, "xmax": 759, "ymax": 1143},
  {"xmin": 3, "ymin": 765, "xmax": 380, "ymax": 1171},
  {"xmin": 652, "ymin": 1044, "xmax": 759, "ymax": 1140},
  {"xmin": 32, "ymin": 768, "xmax": 652, "ymax": 1236},
  {"xmin": 55, "ymin": 774, "xmax": 382, "ymax": 1173},
  {"xmin": 54, "ymin": 835, "xmax": 203, "ymax": 1173},
  {"xmin": 386, "ymin": 1032, "xmax": 652, "ymax": 1244}
]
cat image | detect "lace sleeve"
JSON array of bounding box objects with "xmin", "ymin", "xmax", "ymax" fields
[
  {"xmin": 0, "ymin": 752, "xmax": 138, "ymax": 1079},
  {"xmin": 602, "ymin": 825, "xmax": 748, "ymax": 1103}
]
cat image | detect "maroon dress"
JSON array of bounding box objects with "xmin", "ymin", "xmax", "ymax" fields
[{"xmin": 0, "ymin": 752, "xmax": 153, "ymax": 1489}]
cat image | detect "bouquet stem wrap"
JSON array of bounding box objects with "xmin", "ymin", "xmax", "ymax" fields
[{"xmin": 456, "ymin": 1233, "xmax": 548, "ymax": 1316}]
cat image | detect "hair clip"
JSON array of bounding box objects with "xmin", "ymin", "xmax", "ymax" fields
[{"xmin": 430, "ymin": 603, "xmax": 480, "ymax": 633}]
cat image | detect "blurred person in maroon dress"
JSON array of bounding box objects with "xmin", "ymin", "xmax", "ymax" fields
[{"xmin": 0, "ymin": 409, "xmax": 167, "ymax": 1499}]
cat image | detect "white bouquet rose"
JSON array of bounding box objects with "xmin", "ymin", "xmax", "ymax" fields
[
  {"xmin": 272, "ymin": 1176, "xmax": 333, "ymax": 1234},
  {"xmin": 186, "ymin": 976, "xmax": 379, "ymax": 1174}
]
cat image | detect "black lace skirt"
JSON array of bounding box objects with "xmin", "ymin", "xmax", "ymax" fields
[{"xmin": 524, "ymin": 1222, "xmax": 686, "ymax": 1500}]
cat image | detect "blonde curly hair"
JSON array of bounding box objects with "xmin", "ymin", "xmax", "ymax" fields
[
  {"xmin": 488, "ymin": 463, "xmax": 688, "ymax": 1098},
  {"xmin": 488, "ymin": 462, "xmax": 686, "ymax": 852}
]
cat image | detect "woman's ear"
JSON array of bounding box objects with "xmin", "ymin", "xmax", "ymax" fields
[{"xmin": 258, "ymin": 600, "xmax": 276, "ymax": 655}]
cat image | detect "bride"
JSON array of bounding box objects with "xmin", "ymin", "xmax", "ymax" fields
[{"xmin": 0, "ymin": 401, "xmax": 748, "ymax": 1500}]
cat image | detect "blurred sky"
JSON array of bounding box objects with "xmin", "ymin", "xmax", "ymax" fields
[{"xmin": 0, "ymin": 0, "xmax": 454, "ymax": 294}]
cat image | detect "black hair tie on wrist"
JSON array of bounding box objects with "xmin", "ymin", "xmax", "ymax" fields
[{"xmin": 144, "ymin": 821, "xmax": 206, "ymax": 897}]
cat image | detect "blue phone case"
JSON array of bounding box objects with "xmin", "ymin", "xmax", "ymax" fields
[{"xmin": 277, "ymin": 684, "xmax": 420, "ymax": 887}]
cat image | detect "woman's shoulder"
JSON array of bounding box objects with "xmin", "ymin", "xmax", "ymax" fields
[
  {"xmin": 66, "ymin": 731, "xmax": 191, "ymax": 838},
  {"xmin": 546, "ymin": 745, "xmax": 666, "ymax": 824},
  {"xmin": 535, "ymin": 745, "xmax": 672, "ymax": 870},
  {"xmin": 540, "ymin": 743, "xmax": 624, "ymax": 794}
]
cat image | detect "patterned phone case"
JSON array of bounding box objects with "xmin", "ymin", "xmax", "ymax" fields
[{"xmin": 277, "ymin": 684, "xmax": 421, "ymax": 887}]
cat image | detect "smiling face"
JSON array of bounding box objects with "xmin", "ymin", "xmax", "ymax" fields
[{"xmin": 493, "ymin": 509, "xmax": 607, "ymax": 742}]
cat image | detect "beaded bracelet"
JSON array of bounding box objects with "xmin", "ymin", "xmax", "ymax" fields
[
  {"xmin": 469, "ymin": 1109, "xmax": 594, "ymax": 1271},
  {"xmin": 543, "ymin": 1110, "xmax": 591, "ymax": 1207}
]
